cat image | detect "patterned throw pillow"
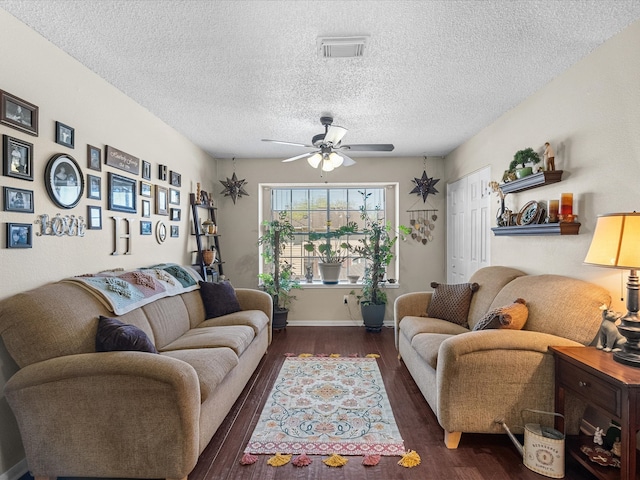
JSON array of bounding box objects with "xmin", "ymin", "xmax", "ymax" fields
[
  {"xmin": 426, "ymin": 282, "xmax": 480, "ymax": 327},
  {"xmin": 199, "ymin": 280, "xmax": 242, "ymax": 318},
  {"xmin": 95, "ymin": 316, "xmax": 158, "ymax": 353},
  {"xmin": 473, "ymin": 298, "xmax": 529, "ymax": 331}
]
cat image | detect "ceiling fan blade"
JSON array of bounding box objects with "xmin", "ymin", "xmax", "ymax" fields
[
  {"xmin": 262, "ymin": 139, "xmax": 314, "ymax": 148},
  {"xmin": 282, "ymin": 152, "xmax": 316, "ymax": 163},
  {"xmin": 341, "ymin": 143, "xmax": 395, "ymax": 152},
  {"xmin": 323, "ymin": 125, "xmax": 348, "ymax": 146},
  {"xmin": 339, "ymin": 152, "xmax": 356, "ymax": 167}
]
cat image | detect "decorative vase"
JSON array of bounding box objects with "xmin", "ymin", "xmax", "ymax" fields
[
  {"xmin": 361, "ymin": 303, "xmax": 385, "ymax": 332},
  {"xmin": 318, "ymin": 262, "xmax": 342, "ymax": 285},
  {"xmin": 515, "ymin": 167, "xmax": 533, "ymax": 179},
  {"xmin": 202, "ymin": 249, "xmax": 216, "ymax": 265}
]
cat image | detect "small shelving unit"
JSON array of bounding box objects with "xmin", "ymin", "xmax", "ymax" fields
[
  {"xmin": 190, "ymin": 193, "xmax": 224, "ymax": 282},
  {"xmin": 493, "ymin": 169, "xmax": 580, "ymax": 236}
]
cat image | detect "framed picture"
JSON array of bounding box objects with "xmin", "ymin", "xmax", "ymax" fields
[
  {"xmin": 142, "ymin": 160, "xmax": 151, "ymax": 180},
  {"xmin": 170, "ymin": 225, "xmax": 179, "ymax": 238},
  {"xmin": 170, "ymin": 170, "xmax": 181, "ymax": 187},
  {"xmin": 140, "ymin": 181, "xmax": 152, "ymax": 197},
  {"xmin": 4, "ymin": 186, "xmax": 34, "ymax": 213},
  {"xmin": 44, "ymin": 154, "xmax": 84, "ymax": 209},
  {"xmin": 0, "ymin": 90, "xmax": 38, "ymax": 136},
  {"xmin": 87, "ymin": 205, "xmax": 102, "ymax": 230},
  {"xmin": 200, "ymin": 190, "xmax": 209, "ymax": 206},
  {"xmin": 55, "ymin": 121, "xmax": 74, "ymax": 149},
  {"xmin": 7, "ymin": 223, "xmax": 32, "ymax": 248},
  {"xmin": 3, "ymin": 135, "xmax": 33, "ymax": 181},
  {"xmin": 155, "ymin": 184, "xmax": 168, "ymax": 215},
  {"xmin": 158, "ymin": 164, "xmax": 167, "ymax": 181},
  {"xmin": 169, "ymin": 188, "xmax": 180, "ymax": 205},
  {"xmin": 87, "ymin": 174, "xmax": 101, "ymax": 200},
  {"xmin": 108, "ymin": 172, "xmax": 137, "ymax": 214},
  {"xmin": 141, "ymin": 199, "xmax": 150, "ymax": 218},
  {"xmin": 87, "ymin": 144, "xmax": 101, "ymax": 171},
  {"xmin": 105, "ymin": 145, "xmax": 140, "ymax": 175},
  {"xmin": 140, "ymin": 221, "xmax": 152, "ymax": 235},
  {"xmin": 170, "ymin": 208, "xmax": 181, "ymax": 221}
]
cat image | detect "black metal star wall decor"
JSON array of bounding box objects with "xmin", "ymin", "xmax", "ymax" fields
[
  {"xmin": 410, "ymin": 170, "xmax": 440, "ymax": 202},
  {"xmin": 220, "ymin": 172, "xmax": 249, "ymax": 204}
]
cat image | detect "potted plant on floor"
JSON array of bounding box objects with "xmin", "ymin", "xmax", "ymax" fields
[
  {"xmin": 352, "ymin": 193, "xmax": 410, "ymax": 332},
  {"xmin": 258, "ymin": 212, "xmax": 301, "ymax": 329},
  {"xmin": 509, "ymin": 147, "xmax": 541, "ymax": 179},
  {"xmin": 304, "ymin": 222, "xmax": 358, "ymax": 284}
]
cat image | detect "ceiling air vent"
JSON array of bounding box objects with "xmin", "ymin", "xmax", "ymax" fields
[{"xmin": 317, "ymin": 36, "xmax": 368, "ymax": 58}]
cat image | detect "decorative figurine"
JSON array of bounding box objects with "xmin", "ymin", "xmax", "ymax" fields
[
  {"xmin": 611, "ymin": 438, "xmax": 621, "ymax": 457},
  {"xmin": 305, "ymin": 264, "xmax": 313, "ymax": 283},
  {"xmin": 544, "ymin": 142, "xmax": 556, "ymax": 171},
  {"xmin": 593, "ymin": 427, "xmax": 604, "ymax": 445},
  {"xmin": 596, "ymin": 305, "xmax": 626, "ymax": 352}
]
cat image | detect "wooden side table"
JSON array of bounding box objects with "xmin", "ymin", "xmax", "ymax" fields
[{"xmin": 550, "ymin": 346, "xmax": 640, "ymax": 480}]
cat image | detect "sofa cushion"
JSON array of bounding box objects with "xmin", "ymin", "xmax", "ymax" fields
[
  {"xmin": 427, "ymin": 282, "xmax": 479, "ymax": 328},
  {"xmin": 401, "ymin": 316, "xmax": 469, "ymax": 343},
  {"xmin": 95, "ymin": 316, "xmax": 158, "ymax": 353},
  {"xmin": 197, "ymin": 309, "xmax": 269, "ymax": 336},
  {"xmin": 411, "ymin": 333, "xmax": 455, "ymax": 369},
  {"xmin": 199, "ymin": 281, "xmax": 242, "ymax": 319},
  {"xmin": 473, "ymin": 298, "xmax": 529, "ymax": 331},
  {"xmin": 160, "ymin": 325, "xmax": 255, "ymax": 356},
  {"xmin": 161, "ymin": 347, "xmax": 238, "ymax": 402}
]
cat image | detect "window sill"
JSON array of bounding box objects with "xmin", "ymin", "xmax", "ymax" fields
[{"xmin": 299, "ymin": 282, "xmax": 399, "ymax": 289}]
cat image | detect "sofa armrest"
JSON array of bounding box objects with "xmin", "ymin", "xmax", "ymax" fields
[
  {"xmin": 235, "ymin": 288, "xmax": 273, "ymax": 342},
  {"xmin": 4, "ymin": 352, "xmax": 200, "ymax": 479},
  {"xmin": 394, "ymin": 292, "xmax": 432, "ymax": 348},
  {"xmin": 435, "ymin": 330, "xmax": 584, "ymax": 435}
]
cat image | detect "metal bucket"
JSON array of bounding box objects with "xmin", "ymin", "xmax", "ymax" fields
[{"xmin": 522, "ymin": 409, "xmax": 565, "ymax": 478}]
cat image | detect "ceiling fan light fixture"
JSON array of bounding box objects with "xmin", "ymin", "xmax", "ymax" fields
[
  {"xmin": 329, "ymin": 152, "xmax": 344, "ymax": 168},
  {"xmin": 307, "ymin": 153, "xmax": 322, "ymax": 168},
  {"xmin": 321, "ymin": 158, "xmax": 335, "ymax": 172}
]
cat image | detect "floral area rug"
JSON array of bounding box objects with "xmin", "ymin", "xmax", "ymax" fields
[{"xmin": 245, "ymin": 356, "xmax": 405, "ymax": 456}]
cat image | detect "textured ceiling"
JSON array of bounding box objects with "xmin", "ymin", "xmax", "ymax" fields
[{"xmin": 2, "ymin": 0, "xmax": 640, "ymax": 160}]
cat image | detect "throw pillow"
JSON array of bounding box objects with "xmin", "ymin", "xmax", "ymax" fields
[
  {"xmin": 95, "ymin": 316, "xmax": 158, "ymax": 353},
  {"xmin": 426, "ymin": 282, "xmax": 480, "ymax": 327},
  {"xmin": 473, "ymin": 298, "xmax": 529, "ymax": 331},
  {"xmin": 199, "ymin": 280, "xmax": 242, "ymax": 318}
]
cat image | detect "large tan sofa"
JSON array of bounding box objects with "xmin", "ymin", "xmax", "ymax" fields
[
  {"xmin": 394, "ymin": 266, "xmax": 610, "ymax": 449},
  {"xmin": 0, "ymin": 265, "xmax": 272, "ymax": 480}
]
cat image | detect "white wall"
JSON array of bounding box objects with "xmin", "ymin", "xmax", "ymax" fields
[
  {"xmin": 0, "ymin": 10, "xmax": 217, "ymax": 477},
  {"xmin": 216, "ymin": 155, "xmax": 447, "ymax": 323},
  {"xmin": 445, "ymin": 18, "xmax": 640, "ymax": 314}
]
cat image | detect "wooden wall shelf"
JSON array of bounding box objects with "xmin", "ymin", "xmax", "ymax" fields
[
  {"xmin": 500, "ymin": 170, "xmax": 564, "ymax": 194},
  {"xmin": 492, "ymin": 222, "xmax": 580, "ymax": 236}
]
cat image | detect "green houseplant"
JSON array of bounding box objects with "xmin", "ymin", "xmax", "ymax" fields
[
  {"xmin": 258, "ymin": 212, "xmax": 301, "ymax": 329},
  {"xmin": 303, "ymin": 222, "xmax": 358, "ymax": 284},
  {"xmin": 509, "ymin": 147, "xmax": 541, "ymax": 179},
  {"xmin": 352, "ymin": 193, "xmax": 410, "ymax": 331}
]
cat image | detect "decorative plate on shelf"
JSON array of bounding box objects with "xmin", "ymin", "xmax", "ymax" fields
[
  {"xmin": 516, "ymin": 200, "xmax": 540, "ymax": 226},
  {"xmin": 579, "ymin": 445, "xmax": 621, "ymax": 468}
]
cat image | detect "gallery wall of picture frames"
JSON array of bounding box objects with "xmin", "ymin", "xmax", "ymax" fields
[{"xmin": 1, "ymin": 87, "xmax": 186, "ymax": 250}]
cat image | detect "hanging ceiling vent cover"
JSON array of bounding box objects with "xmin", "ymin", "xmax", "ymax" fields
[{"xmin": 317, "ymin": 36, "xmax": 368, "ymax": 58}]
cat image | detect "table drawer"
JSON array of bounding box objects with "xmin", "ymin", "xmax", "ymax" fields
[{"xmin": 557, "ymin": 359, "xmax": 621, "ymax": 417}]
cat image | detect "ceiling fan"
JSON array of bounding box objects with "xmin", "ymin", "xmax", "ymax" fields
[{"xmin": 262, "ymin": 116, "xmax": 394, "ymax": 172}]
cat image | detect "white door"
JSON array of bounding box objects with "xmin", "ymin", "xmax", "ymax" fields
[{"xmin": 447, "ymin": 167, "xmax": 491, "ymax": 283}]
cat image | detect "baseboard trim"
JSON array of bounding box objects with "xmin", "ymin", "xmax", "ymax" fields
[
  {"xmin": 0, "ymin": 459, "xmax": 27, "ymax": 480},
  {"xmin": 283, "ymin": 319, "xmax": 394, "ymax": 328}
]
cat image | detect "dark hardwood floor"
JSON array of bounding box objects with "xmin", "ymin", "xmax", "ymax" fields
[{"xmin": 190, "ymin": 326, "xmax": 597, "ymax": 480}]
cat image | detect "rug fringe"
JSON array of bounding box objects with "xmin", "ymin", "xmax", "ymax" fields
[
  {"xmin": 323, "ymin": 453, "xmax": 348, "ymax": 467},
  {"xmin": 329, "ymin": 353, "xmax": 341, "ymax": 357},
  {"xmin": 298, "ymin": 353, "xmax": 313, "ymax": 357},
  {"xmin": 398, "ymin": 449, "xmax": 421, "ymax": 468},
  {"xmin": 267, "ymin": 453, "xmax": 292, "ymax": 467},
  {"xmin": 362, "ymin": 454, "xmax": 381, "ymax": 466},
  {"xmin": 239, "ymin": 453, "xmax": 258, "ymax": 465},
  {"xmin": 365, "ymin": 353, "xmax": 380, "ymax": 358},
  {"xmin": 292, "ymin": 452, "xmax": 313, "ymax": 467}
]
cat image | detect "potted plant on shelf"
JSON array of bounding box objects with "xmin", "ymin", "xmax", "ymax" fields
[
  {"xmin": 509, "ymin": 147, "xmax": 541, "ymax": 179},
  {"xmin": 352, "ymin": 193, "xmax": 410, "ymax": 332},
  {"xmin": 304, "ymin": 222, "xmax": 358, "ymax": 284},
  {"xmin": 258, "ymin": 212, "xmax": 301, "ymax": 330}
]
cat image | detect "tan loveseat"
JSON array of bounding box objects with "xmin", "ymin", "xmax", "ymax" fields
[
  {"xmin": 0, "ymin": 265, "xmax": 272, "ymax": 480},
  {"xmin": 394, "ymin": 266, "xmax": 610, "ymax": 449}
]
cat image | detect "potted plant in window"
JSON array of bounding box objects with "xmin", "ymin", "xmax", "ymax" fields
[
  {"xmin": 509, "ymin": 147, "xmax": 541, "ymax": 179},
  {"xmin": 258, "ymin": 212, "xmax": 301, "ymax": 329},
  {"xmin": 303, "ymin": 222, "xmax": 358, "ymax": 284},
  {"xmin": 352, "ymin": 193, "xmax": 410, "ymax": 332}
]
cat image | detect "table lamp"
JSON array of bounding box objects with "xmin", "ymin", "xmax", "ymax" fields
[{"xmin": 584, "ymin": 212, "xmax": 640, "ymax": 367}]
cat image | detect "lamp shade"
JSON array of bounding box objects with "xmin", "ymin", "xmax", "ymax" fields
[
  {"xmin": 307, "ymin": 153, "xmax": 322, "ymax": 169},
  {"xmin": 584, "ymin": 212, "xmax": 640, "ymax": 269}
]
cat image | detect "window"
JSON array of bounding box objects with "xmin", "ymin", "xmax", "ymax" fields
[{"xmin": 259, "ymin": 183, "xmax": 399, "ymax": 284}]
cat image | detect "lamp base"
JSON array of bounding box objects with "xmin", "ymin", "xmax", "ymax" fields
[{"xmin": 614, "ymin": 314, "xmax": 640, "ymax": 368}]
